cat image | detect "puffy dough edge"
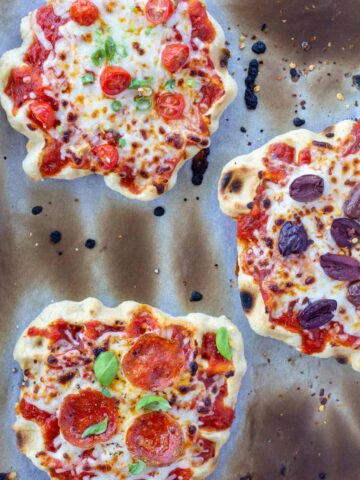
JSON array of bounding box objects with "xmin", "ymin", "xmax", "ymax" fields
[
  {"xmin": 13, "ymin": 298, "xmax": 247, "ymax": 480},
  {"xmin": 0, "ymin": 5, "xmax": 237, "ymax": 201},
  {"xmin": 218, "ymin": 119, "xmax": 360, "ymax": 372}
]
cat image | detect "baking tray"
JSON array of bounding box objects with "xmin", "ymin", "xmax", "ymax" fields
[{"xmin": 1, "ymin": 0, "xmax": 360, "ymax": 479}]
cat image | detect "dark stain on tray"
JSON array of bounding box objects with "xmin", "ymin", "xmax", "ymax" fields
[{"xmin": 191, "ymin": 148, "xmax": 210, "ymax": 186}]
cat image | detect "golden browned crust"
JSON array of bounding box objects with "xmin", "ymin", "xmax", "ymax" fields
[{"xmin": 218, "ymin": 120, "xmax": 360, "ymax": 372}]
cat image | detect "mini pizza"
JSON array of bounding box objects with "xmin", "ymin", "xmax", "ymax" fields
[
  {"xmin": 218, "ymin": 120, "xmax": 360, "ymax": 371},
  {"xmin": 0, "ymin": 0, "xmax": 236, "ymax": 200},
  {"xmin": 14, "ymin": 298, "xmax": 246, "ymax": 479}
]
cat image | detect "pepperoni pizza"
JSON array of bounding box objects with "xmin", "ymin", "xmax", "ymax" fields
[
  {"xmin": 0, "ymin": 0, "xmax": 236, "ymax": 199},
  {"xmin": 14, "ymin": 298, "xmax": 246, "ymax": 479},
  {"xmin": 219, "ymin": 120, "xmax": 360, "ymax": 371}
]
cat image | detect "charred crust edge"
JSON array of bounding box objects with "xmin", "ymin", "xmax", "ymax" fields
[{"xmin": 240, "ymin": 291, "xmax": 254, "ymax": 313}]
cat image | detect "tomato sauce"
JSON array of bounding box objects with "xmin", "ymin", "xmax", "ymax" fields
[
  {"xmin": 343, "ymin": 120, "xmax": 360, "ymax": 157},
  {"xmin": 271, "ymin": 310, "xmax": 360, "ymax": 355},
  {"xmin": 199, "ymin": 383, "xmax": 234, "ymax": 431},
  {"xmin": 201, "ymin": 332, "xmax": 233, "ymax": 375},
  {"xmin": 126, "ymin": 312, "xmax": 159, "ymax": 337},
  {"xmin": 4, "ymin": 66, "xmax": 44, "ymax": 112},
  {"xmin": 28, "ymin": 319, "xmax": 81, "ymax": 344},
  {"xmin": 198, "ymin": 74, "xmax": 224, "ymax": 112},
  {"xmin": 84, "ymin": 321, "xmax": 125, "ymax": 340},
  {"xmin": 24, "ymin": 38, "xmax": 50, "ymax": 67},
  {"xmin": 39, "ymin": 138, "xmax": 70, "ymax": 177},
  {"xmin": 19, "ymin": 399, "xmax": 60, "ymax": 452},
  {"xmin": 167, "ymin": 468, "xmax": 193, "ymax": 480},
  {"xmin": 36, "ymin": 5, "xmax": 68, "ymax": 46}
]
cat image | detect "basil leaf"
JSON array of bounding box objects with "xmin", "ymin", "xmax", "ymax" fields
[
  {"xmin": 81, "ymin": 416, "xmax": 108, "ymax": 439},
  {"xmin": 135, "ymin": 395, "xmax": 171, "ymax": 412},
  {"xmin": 94, "ymin": 351, "xmax": 119, "ymax": 387},
  {"xmin": 102, "ymin": 387, "xmax": 112, "ymax": 398},
  {"xmin": 105, "ymin": 36, "xmax": 117, "ymax": 60},
  {"xmin": 216, "ymin": 327, "xmax": 232, "ymax": 360},
  {"xmin": 111, "ymin": 100, "xmax": 122, "ymax": 112},
  {"xmin": 91, "ymin": 48, "xmax": 105, "ymax": 66},
  {"xmin": 164, "ymin": 79, "xmax": 176, "ymax": 92},
  {"xmin": 129, "ymin": 460, "xmax": 146, "ymax": 475}
]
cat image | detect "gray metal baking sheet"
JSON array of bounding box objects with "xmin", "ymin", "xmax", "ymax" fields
[{"xmin": 1, "ymin": 0, "xmax": 360, "ymax": 479}]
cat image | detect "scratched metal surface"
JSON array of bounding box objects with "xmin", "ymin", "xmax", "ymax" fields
[{"xmin": 1, "ymin": 0, "xmax": 360, "ymax": 479}]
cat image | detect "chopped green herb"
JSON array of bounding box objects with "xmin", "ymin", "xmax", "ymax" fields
[
  {"xmin": 134, "ymin": 96, "xmax": 152, "ymax": 112},
  {"xmin": 105, "ymin": 36, "xmax": 117, "ymax": 60},
  {"xmin": 185, "ymin": 79, "xmax": 195, "ymax": 88},
  {"xmin": 117, "ymin": 44, "xmax": 128, "ymax": 58},
  {"xmin": 111, "ymin": 100, "xmax": 122, "ymax": 112},
  {"xmin": 91, "ymin": 48, "xmax": 105, "ymax": 66},
  {"xmin": 129, "ymin": 460, "xmax": 146, "ymax": 475},
  {"xmin": 94, "ymin": 351, "xmax": 119, "ymax": 387},
  {"xmin": 145, "ymin": 27, "xmax": 154, "ymax": 36},
  {"xmin": 216, "ymin": 327, "xmax": 232, "ymax": 360},
  {"xmin": 56, "ymin": 125, "xmax": 64, "ymax": 135},
  {"xmin": 135, "ymin": 395, "xmax": 171, "ymax": 412},
  {"xmin": 119, "ymin": 138, "xmax": 127, "ymax": 147},
  {"xmin": 102, "ymin": 388, "xmax": 112, "ymax": 398},
  {"xmin": 81, "ymin": 417, "xmax": 108, "ymax": 439},
  {"xmin": 130, "ymin": 78, "xmax": 154, "ymax": 89},
  {"xmin": 164, "ymin": 79, "xmax": 176, "ymax": 92},
  {"xmin": 81, "ymin": 73, "xmax": 95, "ymax": 85}
]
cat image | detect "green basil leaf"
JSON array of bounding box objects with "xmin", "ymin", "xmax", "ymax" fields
[
  {"xmin": 91, "ymin": 48, "xmax": 105, "ymax": 66},
  {"xmin": 94, "ymin": 351, "xmax": 119, "ymax": 387},
  {"xmin": 135, "ymin": 395, "xmax": 171, "ymax": 412},
  {"xmin": 216, "ymin": 327, "xmax": 232, "ymax": 360},
  {"xmin": 129, "ymin": 460, "xmax": 146, "ymax": 475},
  {"xmin": 164, "ymin": 79, "xmax": 176, "ymax": 92},
  {"xmin": 81, "ymin": 416, "xmax": 108, "ymax": 439},
  {"xmin": 119, "ymin": 138, "xmax": 127, "ymax": 147},
  {"xmin": 105, "ymin": 36, "xmax": 117, "ymax": 60},
  {"xmin": 102, "ymin": 387, "xmax": 112, "ymax": 398}
]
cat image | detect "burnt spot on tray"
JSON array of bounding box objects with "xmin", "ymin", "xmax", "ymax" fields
[
  {"xmin": 240, "ymin": 291, "xmax": 254, "ymax": 312},
  {"xmin": 244, "ymin": 59, "xmax": 259, "ymax": 110},
  {"xmin": 191, "ymin": 148, "xmax": 210, "ymax": 186}
]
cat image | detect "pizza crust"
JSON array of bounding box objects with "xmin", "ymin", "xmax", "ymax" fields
[
  {"xmin": 218, "ymin": 119, "xmax": 360, "ymax": 372},
  {"xmin": 0, "ymin": 5, "xmax": 237, "ymax": 201},
  {"xmin": 14, "ymin": 298, "xmax": 246, "ymax": 480}
]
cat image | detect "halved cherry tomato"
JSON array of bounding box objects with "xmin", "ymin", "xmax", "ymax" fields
[
  {"xmin": 162, "ymin": 43, "xmax": 190, "ymax": 73},
  {"xmin": 29, "ymin": 101, "xmax": 56, "ymax": 129},
  {"xmin": 100, "ymin": 66, "xmax": 132, "ymax": 97},
  {"xmin": 156, "ymin": 92, "xmax": 185, "ymax": 120},
  {"xmin": 93, "ymin": 144, "xmax": 119, "ymax": 170},
  {"xmin": 145, "ymin": 0, "xmax": 174, "ymax": 25},
  {"xmin": 69, "ymin": 0, "xmax": 99, "ymax": 26}
]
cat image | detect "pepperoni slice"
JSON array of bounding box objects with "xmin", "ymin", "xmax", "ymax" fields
[
  {"xmin": 70, "ymin": 0, "xmax": 100, "ymax": 26},
  {"xmin": 126, "ymin": 412, "xmax": 184, "ymax": 467},
  {"xmin": 145, "ymin": 0, "xmax": 174, "ymax": 25},
  {"xmin": 122, "ymin": 333, "xmax": 185, "ymax": 390},
  {"xmin": 59, "ymin": 389, "xmax": 118, "ymax": 448},
  {"xmin": 156, "ymin": 93, "xmax": 185, "ymax": 120},
  {"xmin": 188, "ymin": 0, "xmax": 216, "ymax": 43},
  {"xmin": 161, "ymin": 43, "xmax": 190, "ymax": 73},
  {"xmin": 93, "ymin": 144, "xmax": 119, "ymax": 170},
  {"xmin": 100, "ymin": 66, "xmax": 132, "ymax": 97},
  {"xmin": 126, "ymin": 312, "xmax": 160, "ymax": 338},
  {"xmin": 4, "ymin": 66, "xmax": 44, "ymax": 112},
  {"xmin": 29, "ymin": 101, "xmax": 56, "ymax": 130}
]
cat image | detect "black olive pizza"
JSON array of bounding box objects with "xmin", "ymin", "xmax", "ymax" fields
[
  {"xmin": 219, "ymin": 120, "xmax": 360, "ymax": 371},
  {"xmin": 0, "ymin": 0, "xmax": 236, "ymax": 199},
  {"xmin": 14, "ymin": 298, "xmax": 246, "ymax": 479}
]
